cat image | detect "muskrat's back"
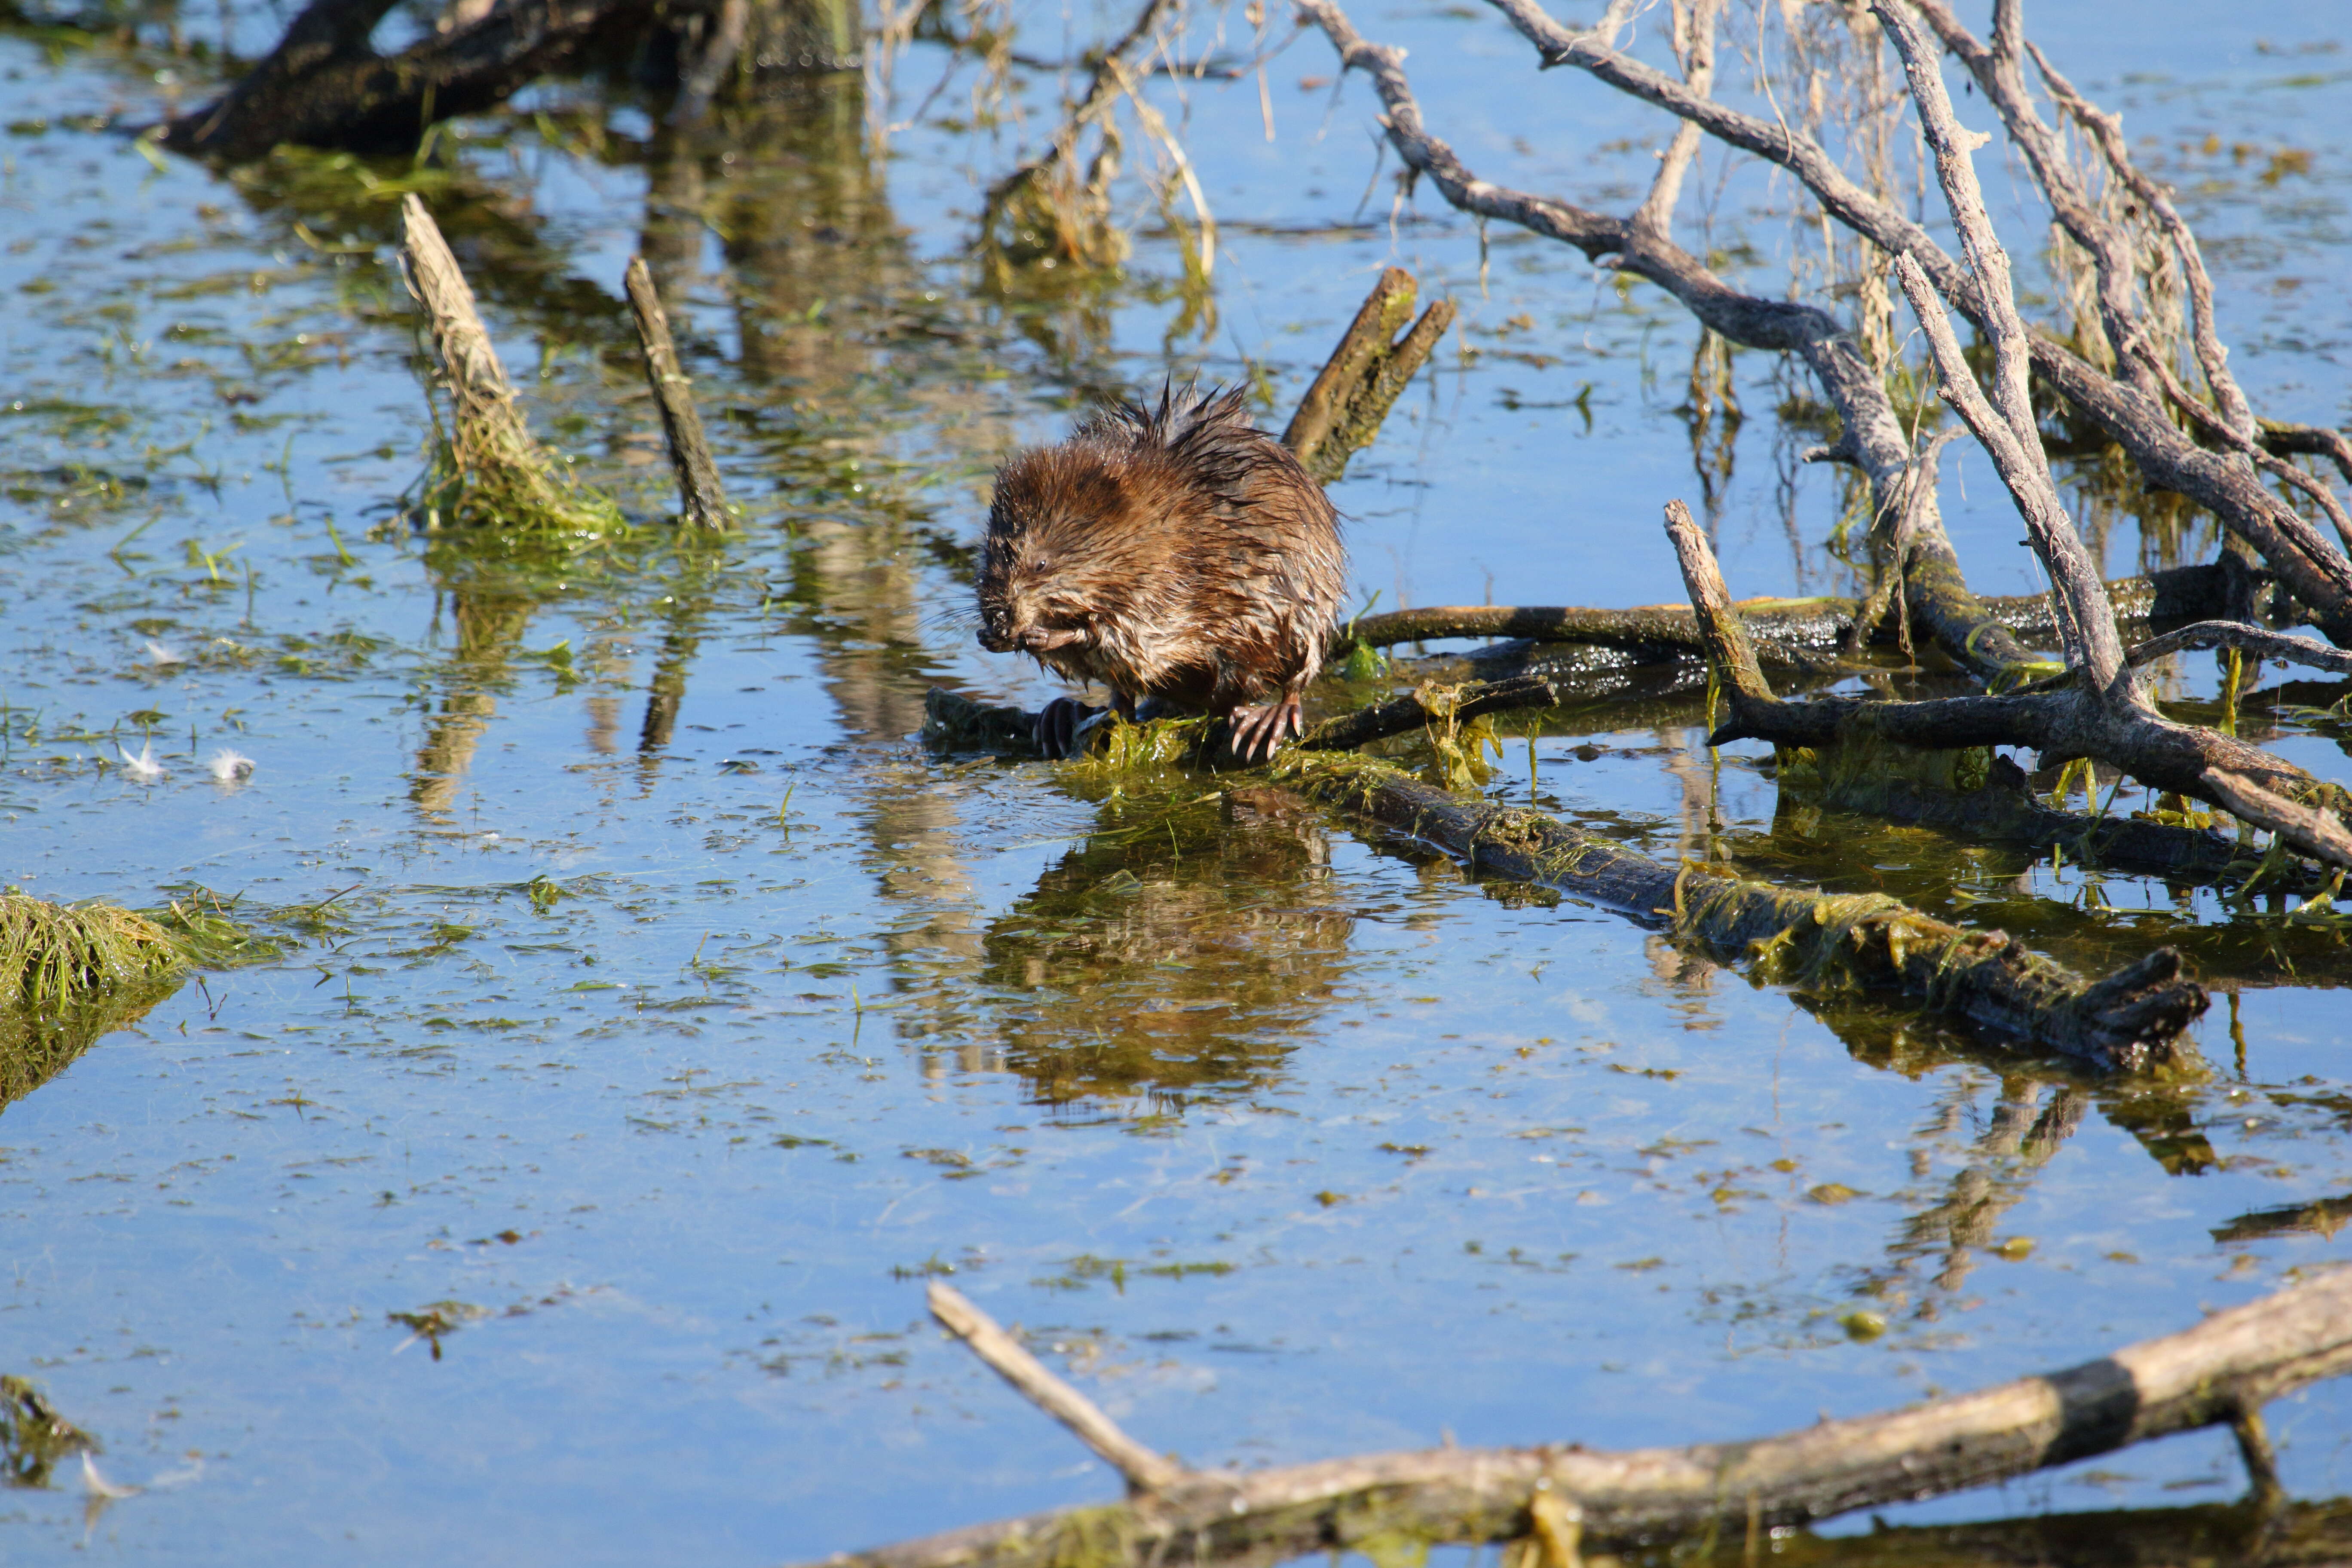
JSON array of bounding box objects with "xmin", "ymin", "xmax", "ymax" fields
[{"xmin": 977, "ymin": 386, "xmax": 1344, "ymax": 757}]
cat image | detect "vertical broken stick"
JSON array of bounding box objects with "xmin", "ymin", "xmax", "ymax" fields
[
  {"xmin": 1282, "ymin": 266, "xmax": 1457, "ymax": 485},
  {"xmin": 398, "ymin": 194, "xmax": 541, "ymax": 487},
  {"xmin": 926, "ymin": 1283, "xmax": 1187, "ymax": 1494},
  {"xmin": 623, "ymin": 255, "xmax": 732, "ymax": 530}
]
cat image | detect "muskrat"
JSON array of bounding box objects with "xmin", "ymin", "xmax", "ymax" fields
[{"xmin": 975, "ymin": 386, "xmax": 1345, "ymax": 762}]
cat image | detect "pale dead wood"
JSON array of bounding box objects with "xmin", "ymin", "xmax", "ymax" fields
[
  {"xmin": 1865, "ymin": 1, "xmax": 2352, "ymax": 875},
  {"xmin": 926, "ymin": 1283, "xmax": 1185, "ymax": 1494},
  {"xmin": 1295, "ymin": 0, "xmax": 2041, "ymax": 683},
  {"xmin": 1280, "ymin": 266, "xmax": 1457, "ymax": 486},
  {"xmin": 814, "ymin": 1267, "xmax": 2352, "ymax": 1568},
  {"xmin": 1474, "ymin": 0, "xmax": 2352, "ymax": 646},
  {"xmin": 623, "ymin": 255, "xmax": 732, "ymax": 530}
]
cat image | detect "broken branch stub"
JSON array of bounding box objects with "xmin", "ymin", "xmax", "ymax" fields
[
  {"xmin": 927, "ymin": 1284, "xmax": 1185, "ymax": 1494},
  {"xmin": 623, "ymin": 255, "xmax": 732, "ymax": 530},
  {"xmin": 397, "ymin": 196, "xmax": 619, "ymax": 534},
  {"xmin": 820, "ymin": 1267, "xmax": 2352, "ymax": 1568},
  {"xmin": 1281, "ymin": 266, "xmax": 1456, "ymax": 485}
]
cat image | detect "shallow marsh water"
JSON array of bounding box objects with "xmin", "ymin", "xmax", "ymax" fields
[{"xmin": 2, "ymin": 0, "xmax": 2351, "ymax": 1561}]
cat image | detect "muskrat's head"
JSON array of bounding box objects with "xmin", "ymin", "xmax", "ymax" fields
[{"xmin": 976, "ymin": 443, "xmax": 1153, "ymax": 658}]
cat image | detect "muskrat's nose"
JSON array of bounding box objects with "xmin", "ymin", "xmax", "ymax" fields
[{"xmin": 977, "ymin": 625, "xmax": 1013, "ymax": 653}]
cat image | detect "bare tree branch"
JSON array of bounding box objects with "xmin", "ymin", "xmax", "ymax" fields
[
  {"xmin": 1474, "ymin": 0, "xmax": 2352, "ymax": 645},
  {"xmin": 1296, "ymin": 0, "xmax": 2039, "ymax": 683}
]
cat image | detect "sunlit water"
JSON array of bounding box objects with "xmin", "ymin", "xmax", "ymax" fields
[{"xmin": 2, "ymin": 0, "xmax": 2349, "ymax": 1561}]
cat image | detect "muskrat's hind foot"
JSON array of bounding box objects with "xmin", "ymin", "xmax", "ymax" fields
[
  {"xmin": 1226, "ymin": 698, "xmax": 1303, "ymax": 765},
  {"xmin": 1034, "ymin": 696, "xmax": 1106, "ymax": 760}
]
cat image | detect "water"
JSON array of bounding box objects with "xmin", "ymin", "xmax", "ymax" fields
[{"xmin": 1, "ymin": 0, "xmax": 2349, "ymax": 1561}]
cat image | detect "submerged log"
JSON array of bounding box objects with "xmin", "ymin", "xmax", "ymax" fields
[
  {"xmin": 920, "ymin": 688, "xmax": 2205, "ymax": 1070},
  {"xmin": 812, "ymin": 1268, "xmax": 2352, "ymax": 1568},
  {"xmin": 1280, "ymin": 267, "xmax": 1457, "ymax": 486}
]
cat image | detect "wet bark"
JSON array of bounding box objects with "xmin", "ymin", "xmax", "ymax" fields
[
  {"xmin": 1341, "ymin": 561, "xmax": 2269, "ymax": 663},
  {"xmin": 159, "ymin": 0, "xmax": 859, "ymax": 162},
  {"xmin": 1280, "ymin": 267, "xmax": 1457, "ymax": 486},
  {"xmin": 623, "ymin": 255, "xmax": 732, "ymax": 529}
]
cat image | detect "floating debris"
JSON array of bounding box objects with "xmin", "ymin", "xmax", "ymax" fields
[
  {"xmin": 205, "ymin": 749, "xmax": 254, "ymax": 783},
  {"xmin": 141, "ymin": 640, "xmax": 184, "ymax": 667},
  {"xmin": 115, "ymin": 741, "xmax": 163, "ymax": 781}
]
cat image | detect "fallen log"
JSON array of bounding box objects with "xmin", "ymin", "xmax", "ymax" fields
[
  {"xmin": 919, "ymin": 674, "xmax": 1559, "ymax": 769},
  {"xmin": 807, "ymin": 1269, "xmax": 2352, "ymax": 1568},
  {"xmin": 922, "ymin": 687, "xmax": 2205, "ymax": 1069},
  {"xmin": 1280, "ymin": 266, "xmax": 1457, "ymax": 485},
  {"xmin": 1343, "ymin": 562, "xmax": 2278, "ymax": 661},
  {"xmin": 159, "ymin": 0, "xmax": 645, "ymax": 162}
]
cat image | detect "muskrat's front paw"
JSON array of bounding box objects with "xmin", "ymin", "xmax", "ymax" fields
[
  {"xmin": 1226, "ymin": 700, "xmax": 1302, "ymax": 764},
  {"xmin": 1033, "ymin": 697, "xmax": 1105, "ymax": 759}
]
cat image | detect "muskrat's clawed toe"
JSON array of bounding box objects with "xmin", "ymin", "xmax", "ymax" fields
[
  {"xmin": 1034, "ymin": 696, "xmax": 1103, "ymax": 760},
  {"xmin": 1227, "ymin": 699, "xmax": 1302, "ymax": 765}
]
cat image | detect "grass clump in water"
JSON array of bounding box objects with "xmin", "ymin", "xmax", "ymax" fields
[{"xmin": 0, "ymin": 891, "xmax": 183, "ymax": 1011}]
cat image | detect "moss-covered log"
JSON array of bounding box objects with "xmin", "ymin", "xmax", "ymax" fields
[
  {"xmin": 1280, "ymin": 267, "xmax": 1456, "ymax": 486},
  {"xmin": 1288, "ymin": 753, "xmax": 2201, "ymax": 1071},
  {"xmin": 922, "ymin": 689, "xmax": 2206, "ymax": 1070}
]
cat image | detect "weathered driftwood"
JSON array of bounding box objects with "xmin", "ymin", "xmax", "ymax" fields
[
  {"xmin": 1634, "ymin": 9, "xmax": 2352, "ymax": 880},
  {"xmin": 1341, "ymin": 562, "xmax": 2269, "ymax": 662},
  {"xmin": 1280, "ymin": 267, "xmax": 1458, "ymax": 485},
  {"xmin": 1475, "ymin": 0, "xmax": 2352, "ymax": 647},
  {"xmin": 807, "ymin": 1267, "xmax": 2352, "ymax": 1568},
  {"xmin": 622, "ymin": 255, "xmax": 732, "ymax": 530},
  {"xmin": 922, "ymin": 687, "xmax": 2204, "ymax": 1069},
  {"xmin": 1296, "ymin": 0, "xmax": 2044, "ymax": 686}
]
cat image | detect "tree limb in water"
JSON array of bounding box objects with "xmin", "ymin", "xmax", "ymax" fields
[
  {"xmin": 1296, "ymin": 0, "xmax": 2041, "ymax": 685},
  {"xmin": 806, "ymin": 1267, "xmax": 2352, "ymax": 1568},
  {"xmin": 1473, "ymin": 0, "xmax": 2352, "ymax": 646},
  {"xmin": 1339, "ymin": 562, "xmax": 2276, "ymax": 663},
  {"xmin": 623, "ymin": 255, "xmax": 733, "ymax": 530},
  {"xmin": 160, "ymin": 0, "xmax": 648, "ymax": 161}
]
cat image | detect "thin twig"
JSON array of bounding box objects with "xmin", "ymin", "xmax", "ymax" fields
[{"xmin": 927, "ymin": 1283, "xmax": 1186, "ymax": 1494}]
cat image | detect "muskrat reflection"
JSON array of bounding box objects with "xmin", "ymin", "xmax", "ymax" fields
[{"xmin": 979, "ymin": 790, "xmax": 1350, "ymax": 1110}]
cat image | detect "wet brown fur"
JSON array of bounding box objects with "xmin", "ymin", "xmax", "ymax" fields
[{"xmin": 976, "ymin": 386, "xmax": 1345, "ymax": 741}]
